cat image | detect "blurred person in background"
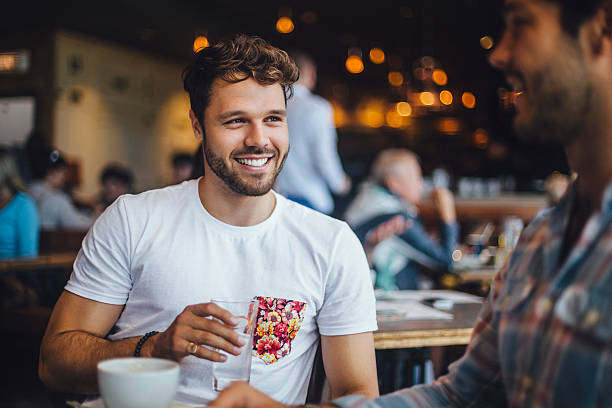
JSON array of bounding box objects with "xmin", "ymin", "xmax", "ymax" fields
[
  {"xmin": 274, "ymin": 50, "xmax": 351, "ymax": 214},
  {"xmin": 29, "ymin": 150, "xmax": 94, "ymax": 230},
  {"xmin": 171, "ymin": 152, "xmax": 195, "ymax": 185},
  {"xmin": 0, "ymin": 147, "xmax": 39, "ymax": 258},
  {"xmin": 0, "ymin": 148, "xmax": 40, "ymax": 308},
  {"xmin": 95, "ymin": 163, "xmax": 134, "ymax": 212},
  {"xmin": 344, "ymin": 149, "xmax": 458, "ymax": 290}
]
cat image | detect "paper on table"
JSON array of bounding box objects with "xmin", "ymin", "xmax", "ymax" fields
[
  {"xmin": 76, "ymin": 398, "xmax": 206, "ymax": 408},
  {"xmin": 375, "ymin": 289, "xmax": 483, "ymax": 304},
  {"xmin": 376, "ymin": 300, "xmax": 453, "ymax": 320}
]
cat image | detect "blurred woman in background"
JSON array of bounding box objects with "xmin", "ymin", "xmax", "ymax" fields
[{"xmin": 0, "ymin": 148, "xmax": 39, "ymax": 258}]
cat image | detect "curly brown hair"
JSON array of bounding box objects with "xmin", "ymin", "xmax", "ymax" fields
[{"xmin": 182, "ymin": 33, "xmax": 299, "ymax": 125}]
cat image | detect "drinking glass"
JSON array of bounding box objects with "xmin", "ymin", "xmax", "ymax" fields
[{"xmin": 210, "ymin": 298, "xmax": 258, "ymax": 392}]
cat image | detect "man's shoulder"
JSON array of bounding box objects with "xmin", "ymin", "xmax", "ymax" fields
[
  {"xmin": 119, "ymin": 179, "xmax": 196, "ymax": 208},
  {"xmin": 278, "ymin": 194, "xmax": 349, "ymax": 235}
]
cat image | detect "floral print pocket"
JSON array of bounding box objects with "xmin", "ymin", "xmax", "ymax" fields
[{"xmin": 252, "ymin": 296, "xmax": 306, "ymax": 364}]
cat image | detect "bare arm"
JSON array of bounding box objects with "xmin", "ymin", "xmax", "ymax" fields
[
  {"xmin": 321, "ymin": 332, "xmax": 379, "ymax": 399},
  {"xmin": 39, "ymin": 291, "xmax": 127, "ymax": 394},
  {"xmin": 39, "ymin": 290, "xmax": 246, "ymax": 394},
  {"xmin": 212, "ymin": 381, "xmax": 337, "ymax": 408}
]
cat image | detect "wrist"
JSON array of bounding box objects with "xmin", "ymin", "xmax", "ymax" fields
[{"xmin": 134, "ymin": 331, "xmax": 159, "ymax": 357}]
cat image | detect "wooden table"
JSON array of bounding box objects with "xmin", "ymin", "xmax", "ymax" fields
[
  {"xmin": 456, "ymin": 266, "xmax": 499, "ymax": 286},
  {"xmin": 0, "ymin": 252, "xmax": 77, "ymax": 274},
  {"xmin": 374, "ymin": 302, "xmax": 482, "ymax": 350},
  {"xmin": 420, "ymin": 193, "xmax": 546, "ymax": 225}
]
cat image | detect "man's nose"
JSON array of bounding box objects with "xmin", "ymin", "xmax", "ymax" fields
[
  {"xmin": 245, "ymin": 123, "xmax": 269, "ymax": 148},
  {"xmin": 488, "ymin": 32, "xmax": 510, "ymax": 70}
]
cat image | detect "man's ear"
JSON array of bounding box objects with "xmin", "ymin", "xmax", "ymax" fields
[
  {"xmin": 189, "ymin": 109, "xmax": 204, "ymax": 142},
  {"xmin": 584, "ymin": 4, "xmax": 612, "ymax": 56}
]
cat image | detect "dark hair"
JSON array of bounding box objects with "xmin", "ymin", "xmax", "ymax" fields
[
  {"xmin": 182, "ymin": 33, "xmax": 299, "ymax": 125},
  {"xmin": 100, "ymin": 164, "xmax": 133, "ymax": 187},
  {"xmin": 547, "ymin": 0, "xmax": 608, "ymax": 36},
  {"xmin": 46, "ymin": 150, "xmax": 67, "ymax": 174},
  {"xmin": 172, "ymin": 152, "xmax": 193, "ymax": 168}
]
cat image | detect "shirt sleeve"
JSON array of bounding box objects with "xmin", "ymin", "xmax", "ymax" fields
[
  {"xmin": 397, "ymin": 216, "xmax": 459, "ymax": 269},
  {"xmin": 65, "ymin": 196, "xmax": 133, "ymax": 305},
  {"xmin": 334, "ymin": 265, "xmax": 509, "ymax": 408},
  {"xmin": 317, "ymin": 223, "xmax": 378, "ymax": 335},
  {"xmin": 15, "ymin": 195, "xmax": 39, "ymax": 257},
  {"xmin": 309, "ymin": 102, "xmax": 347, "ymax": 194}
]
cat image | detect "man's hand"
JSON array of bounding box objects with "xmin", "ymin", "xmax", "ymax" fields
[
  {"xmin": 149, "ymin": 303, "xmax": 247, "ymax": 362},
  {"xmin": 431, "ymin": 188, "xmax": 456, "ymax": 224},
  {"xmin": 211, "ymin": 382, "xmax": 289, "ymax": 408}
]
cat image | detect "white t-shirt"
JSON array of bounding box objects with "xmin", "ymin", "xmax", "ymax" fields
[{"xmin": 65, "ymin": 179, "xmax": 377, "ymax": 406}]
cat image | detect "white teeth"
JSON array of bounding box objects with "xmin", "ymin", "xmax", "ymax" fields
[{"xmin": 236, "ymin": 158, "xmax": 269, "ymax": 167}]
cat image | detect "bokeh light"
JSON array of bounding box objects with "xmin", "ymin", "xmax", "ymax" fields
[
  {"xmin": 386, "ymin": 110, "xmax": 403, "ymax": 128},
  {"xmin": 419, "ymin": 91, "xmax": 435, "ymax": 106},
  {"xmin": 432, "ymin": 69, "xmax": 448, "ymax": 86},
  {"xmin": 346, "ymin": 56, "xmax": 365, "ymax": 74},
  {"xmin": 395, "ymin": 102, "xmax": 412, "ymax": 117},
  {"xmin": 330, "ymin": 101, "xmax": 349, "ymax": 128},
  {"xmin": 462, "ymin": 91, "xmax": 476, "ymax": 109},
  {"xmin": 473, "ymin": 128, "xmax": 489, "ymax": 148},
  {"xmin": 357, "ymin": 100, "xmax": 385, "ymax": 128},
  {"xmin": 276, "ymin": 17, "xmax": 295, "ymax": 34},
  {"xmin": 440, "ymin": 90, "xmax": 453, "ymax": 105},
  {"xmin": 193, "ymin": 36, "xmax": 209, "ymax": 52},
  {"xmin": 388, "ymin": 71, "xmax": 403, "ymax": 86},
  {"xmin": 369, "ymin": 48, "xmax": 385, "ymax": 64},
  {"xmin": 480, "ymin": 36, "xmax": 494, "ymax": 50}
]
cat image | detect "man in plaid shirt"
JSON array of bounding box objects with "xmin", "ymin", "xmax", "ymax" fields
[{"xmin": 212, "ymin": 0, "xmax": 612, "ymax": 407}]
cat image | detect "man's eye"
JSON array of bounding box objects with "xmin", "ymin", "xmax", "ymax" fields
[
  {"xmin": 225, "ymin": 118, "xmax": 245, "ymax": 125},
  {"xmin": 265, "ymin": 116, "xmax": 282, "ymax": 122},
  {"xmin": 507, "ymin": 15, "xmax": 532, "ymax": 33}
]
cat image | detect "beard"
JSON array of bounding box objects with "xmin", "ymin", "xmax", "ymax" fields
[
  {"xmin": 204, "ymin": 142, "xmax": 287, "ymax": 196},
  {"xmin": 514, "ymin": 38, "xmax": 594, "ymax": 145}
]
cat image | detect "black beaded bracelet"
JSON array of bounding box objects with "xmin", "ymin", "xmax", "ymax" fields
[{"xmin": 134, "ymin": 330, "xmax": 159, "ymax": 357}]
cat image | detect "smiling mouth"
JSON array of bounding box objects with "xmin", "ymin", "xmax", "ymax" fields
[
  {"xmin": 507, "ymin": 76, "xmax": 526, "ymax": 103},
  {"xmin": 234, "ymin": 157, "xmax": 272, "ymax": 168}
]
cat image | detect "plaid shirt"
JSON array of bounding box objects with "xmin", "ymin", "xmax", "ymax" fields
[{"xmin": 334, "ymin": 181, "xmax": 612, "ymax": 408}]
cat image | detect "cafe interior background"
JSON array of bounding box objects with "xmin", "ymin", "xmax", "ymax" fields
[{"xmin": 0, "ymin": 0, "xmax": 570, "ymax": 406}]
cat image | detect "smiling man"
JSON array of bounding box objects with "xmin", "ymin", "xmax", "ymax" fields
[
  {"xmin": 212, "ymin": 1, "xmax": 612, "ymax": 407},
  {"xmin": 38, "ymin": 35, "xmax": 378, "ymax": 406}
]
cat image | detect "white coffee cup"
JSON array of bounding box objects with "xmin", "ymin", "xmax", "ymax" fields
[{"xmin": 97, "ymin": 357, "xmax": 180, "ymax": 408}]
